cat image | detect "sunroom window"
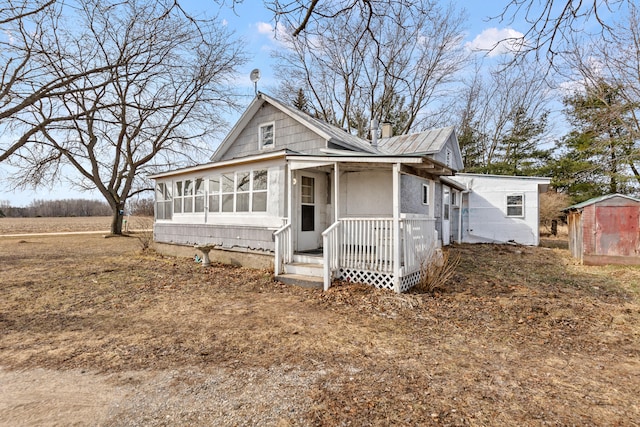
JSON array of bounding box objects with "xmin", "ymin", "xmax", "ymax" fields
[
  {"xmin": 173, "ymin": 181, "xmax": 183, "ymax": 214},
  {"xmin": 208, "ymin": 176, "xmax": 220, "ymax": 212},
  {"xmin": 208, "ymin": 169, "xmax": 269, "ymax": 213},
  {"xmin": 194, "ymin": 178, "xmax": 205, "ymax": 212},
  {"xmin": 183, "ymin": 179, "xmax": 194, "ymax": 213},
  {"xmin": 155, "ymin": 182, "xmax": 172, "ymax": 220}
]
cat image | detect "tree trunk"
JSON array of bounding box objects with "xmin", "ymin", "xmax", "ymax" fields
[{"xmin": 110, "ymin": 207, "xmax": 123, "ymax": 235}]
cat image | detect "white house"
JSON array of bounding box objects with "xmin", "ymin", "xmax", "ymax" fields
[
  {"xmin": 446, "ymin": 173, "xmax": 551, "ymax": 246},
  {"xmin": 150, "ymin": 93, "xmax": 549, "ymax": 292}
]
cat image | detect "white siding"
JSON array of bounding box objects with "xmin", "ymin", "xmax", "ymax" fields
[
  {"xmin": 340, "ymin": 170, "xmax": 392, "ymax": 217},
  {"xmin": 449, "ymin": 174, "xmax": 547, "ymax": 246}
]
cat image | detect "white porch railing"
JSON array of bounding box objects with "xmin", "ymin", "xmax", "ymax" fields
[
  {"xmin": 322, "ymin": 221, "xmax": 341, "ymax": 291},
  {"xmin": 273, "ymin": 222, "xmax": 292, "ymax": 276},
  {"xmin": 320, "ymin": 216, "xmax": 437, "ymax": 292},
  {"xmin": 401, "ymin": 217, "xmax": 437, "ymax": 276}
]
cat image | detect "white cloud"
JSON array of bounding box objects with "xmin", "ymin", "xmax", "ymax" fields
[
  {"xmin": 466, "ymin": 27, "xmax": 525, "ymax": 57},
  {"xmin": 255, "ymin": 22, "xmax": 286, "ymax": 43},
  {"xmin": 256, "ymin": 22, "xmax": 273, "ymax": 35}
]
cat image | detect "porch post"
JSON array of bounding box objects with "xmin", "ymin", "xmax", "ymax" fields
[
  {"xmin": 286, "ymin": 163, "xmax": 293, "ymax": 263},
  {"xmin": 392, "ymin": 163, "xmax": 401, "ymax": 293},
  {"xmin": 287, "ymin": 163, "xmax": 293, "ymax": 224}
]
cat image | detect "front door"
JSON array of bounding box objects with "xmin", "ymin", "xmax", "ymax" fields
[{"xmin": 297, "ymin": 173, "xmax": 322, "ymax": 251}]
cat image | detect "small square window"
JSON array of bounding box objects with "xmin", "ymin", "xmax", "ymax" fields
[
  {"xmin": 259, "ymin": 123, "xmax": 274, "ymax": 148},
  {"xmin": 507, "ymin": 194, "xmax": 524, "ymax": 217}
]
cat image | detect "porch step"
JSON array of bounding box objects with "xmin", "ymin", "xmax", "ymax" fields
[
  {"xmin": 275, "ymin": 273, "xmax": 323, "ymax": 290},
  {"xmin": 284, "ymin": 262, "xmax": 323, "ymax": 277},
  {"xmin": 292, "ymin": 253, "xmax": 323, "ymax": 265}
]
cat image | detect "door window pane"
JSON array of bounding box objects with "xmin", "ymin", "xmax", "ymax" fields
[{"xmin": 301, "ymin": 176, "xmax": 314, "ymax": 204}]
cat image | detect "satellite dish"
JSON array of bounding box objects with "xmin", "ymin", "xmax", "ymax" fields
[
  {"xmin": 250, "ymin": 68, "xmax": 261, "ymax": 83},
  {"xmin": 250, "ymin": 69, "xmax": 261, "ymax": 95}
]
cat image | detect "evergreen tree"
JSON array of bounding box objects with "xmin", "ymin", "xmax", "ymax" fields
[
  {"xmin": 484, "ymin": 107, "xmax": 551, "ymax": 176},
  {"xmin": 553, "ymin": 79, "xmax": 639, "ymax": 202},
  {"xmin": 292, "ymin": 88, "xmax": 309, "ymax": 112}
]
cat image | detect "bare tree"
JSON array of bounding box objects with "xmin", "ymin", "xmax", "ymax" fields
[
  {"xmin": 496, "ymin": 0, "xmax": 632, "ymax": 64},
  {"xmin": 0, "ymin": 1, "xmax": 118, "ymax": 162},
  {"xmin": 6, "ymin": 0, "xmax": 245, "ymax": 234},
  {"xmin": 266, "ymin": 0, "xmax": 433, "ymax": 40},
  {"xmin": 272, "ymin": 1, "xmax": 467, "ymax": 136},
  {"xmin": 455, "ymin": 58, "xmax": 553, "ymax": 174}
]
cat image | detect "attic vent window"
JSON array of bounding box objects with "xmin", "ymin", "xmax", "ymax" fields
[
  {"xmin": 259, "ymin": 122, "xmax": 274, "ymax": 149},
  {"xmin": 446, "ymin": 148, "xmax": 452, "ymax": 167}
]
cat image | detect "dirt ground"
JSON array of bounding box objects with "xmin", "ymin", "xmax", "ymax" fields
[{"xmin": 0, "ymin": 218, "xmax": 639, "ymax": 426}]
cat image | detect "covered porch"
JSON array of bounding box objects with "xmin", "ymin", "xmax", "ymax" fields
[{"xmin": 274, "ymin": 155, "xmax": 450, "ymax": 293}]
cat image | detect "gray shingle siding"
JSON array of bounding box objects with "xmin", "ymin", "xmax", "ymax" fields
[{"xmin": 154, "ymin": 223, "xmax": 275, "ymax": 252}]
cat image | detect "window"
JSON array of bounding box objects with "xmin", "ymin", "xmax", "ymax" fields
[
  {"xmin": 445, "ymin": 148, "xmax": 452, "ymax": 167},
  {"xmin": 173, "ymin": 181, "xmax": 183, "ymax": 214},
  {"xmin": 451, "ymin": 191, "xmax": 457, "ymax": 206},
  {"xmin": 172, "ymin": 178, "xmax": 204, "ymax": 214},
  {"xmin": 208, "ymin": 176, "xmax": 220, "ymax": 212},
  {"xmin": 194, "ymin": 179, "xmax": 205, "ymax": 212},
  {"xmin": 422, "ymin": 183, "xmax": 429, "ymax": 205},
  {"xmin": 221, "ymin": 173, "xmax": 234, "ymax": 212},
  {"xmin": 259, "ymin": 122, "xmax": 274, "ymax": 148},
  {"xmin": 209, "ymin": 169, "xmax": 269, "ymax": 214},
  {"xmin": 155, "ymin": 182, "xmax": 172, "ymax": 220},
  {"xmin": 183, "ymin": 179, "xmax": 194, "ymax": 213},
  {"xmin": 236, "ymin": 171, "xmax": 250, "ymax": 212},
  {"xmin": 252, "ymin": 169, "xmax": 268, "ymax": 212},
  {"xmin": 443, "ymin": 188, "xmax": 450, "ymax": 220},
  {"xmin": 507, "ymin": 194, "xmax": 524, "ymax": 217}
]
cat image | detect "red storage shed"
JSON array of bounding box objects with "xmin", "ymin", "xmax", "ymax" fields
[{"xmin": 564, "ymin": 194, "xmax": 640, "ymax": 265}]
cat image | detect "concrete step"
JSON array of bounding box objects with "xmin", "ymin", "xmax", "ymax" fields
[
  {"xmin": 275, "ymin": 273, "xmax": 323, "ymax": 289},
  {"xmin": 292, "ymin": 253, "xmax": 323, "ymax": 264},
  {"xmin": 284, "ymin": 262, "xmax": 323, "ymax": 277}
]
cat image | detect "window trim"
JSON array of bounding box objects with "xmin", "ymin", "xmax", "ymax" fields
[
  {"xmin": 258, "ymin": 121, "xmax": 275, "ymax": 149},
  {"xmin": 506, "ymin": 193, "xmax": 525, "ymax": 218}
]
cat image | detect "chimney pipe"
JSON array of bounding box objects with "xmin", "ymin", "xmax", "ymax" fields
[
  {"xmin": 381, "ymin": 122, "xmax": 393, "ymax": 138},
  {"xmin": 370, "ymin": 119, "xmax": 379, "ymax": 147}
]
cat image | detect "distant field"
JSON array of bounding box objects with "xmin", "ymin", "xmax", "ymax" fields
[{"xmin": 0, "ymin": 216, "xmax": 151, "ymax": 235}]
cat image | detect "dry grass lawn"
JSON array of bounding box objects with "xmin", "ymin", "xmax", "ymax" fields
[{"xmin": 0, "ymin": 218, "xmax": 639, "ymax": 425}]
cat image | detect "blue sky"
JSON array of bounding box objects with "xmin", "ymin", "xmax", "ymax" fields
[{"xmin": 0, "ymin": 0, "xmax": 535, "ymax": 207}]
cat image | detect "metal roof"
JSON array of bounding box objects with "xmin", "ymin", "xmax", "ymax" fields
[
  {"xmin": 376, "ymin": 126, "xmax": 455, "ymax": 155},
  {"xmin": 563, "ymin": 193, "xmax": 640, "ymax": 211}
]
